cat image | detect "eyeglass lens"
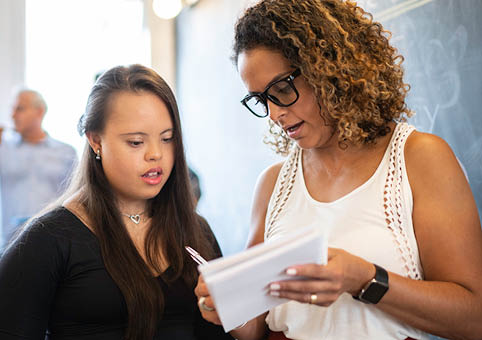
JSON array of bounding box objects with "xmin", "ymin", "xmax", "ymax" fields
[
  {"xmin": 245, "ymin": 96, "xmax": 268, "ymax": 117},
  {"xmin": 245, "ymin": 79, "xmax": 298, "ymax": 117}
]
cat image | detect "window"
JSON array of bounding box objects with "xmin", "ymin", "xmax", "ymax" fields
[{"xmin": 26, "ymin": 0, "xmax": 150, "ymax": 154}]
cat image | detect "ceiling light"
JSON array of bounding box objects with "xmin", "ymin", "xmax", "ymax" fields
[{"xmin": 152, "ymin": 0, "xmax": 183, "ymax": 20}]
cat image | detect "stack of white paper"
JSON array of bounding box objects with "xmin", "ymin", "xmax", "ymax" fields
[{"xmin": 198, "ymin": 226, "xmax": 327, "ymax": 332}]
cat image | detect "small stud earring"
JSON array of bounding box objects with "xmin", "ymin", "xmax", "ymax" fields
[{"xmin": 95, "ymin": 149, "xmax": 101, "ymax": 160}]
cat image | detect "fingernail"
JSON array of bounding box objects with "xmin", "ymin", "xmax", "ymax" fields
[
  {"xmin": 286, "ymin": 268, "xmax": 297, "ymax": 275},
  {"xmin": 270, "ymin": 290, "xmax": 280, "ymax": 297},
  {"xmin": 270, "ymin": 283, "xmax": 280, "ymax": 290}
]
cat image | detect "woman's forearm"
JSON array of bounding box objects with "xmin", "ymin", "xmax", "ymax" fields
[{"xmin": 378, "ymin": 273, "xmax": 482, "ymax": 340}]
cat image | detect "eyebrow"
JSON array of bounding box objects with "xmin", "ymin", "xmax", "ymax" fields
[
  {"xmin": 120, "ymin": 128, "xmax": 174, "ymax": 136},
  {"xmin": 248, "ymin": 70, "xmax": 294, "ymax": 95}
]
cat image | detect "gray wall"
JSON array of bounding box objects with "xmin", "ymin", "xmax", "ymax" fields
[
  {"xmin": 0, "ymin": 0, "xmax": 25, "ymax": 125},
  {"xmin": 176, "ymin": 0, "xmax": 282, "ymax": 255},
  {"xmin": 0, "ymin": 0, "xmax": 25, "ymax": 236}
]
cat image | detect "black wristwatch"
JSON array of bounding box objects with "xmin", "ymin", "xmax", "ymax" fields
[{"xmin": 353, "ymin": 264, "xmax": 389, "ymax": 304}]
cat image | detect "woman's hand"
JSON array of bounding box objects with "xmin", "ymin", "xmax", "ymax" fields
[
  {"xmin": 194, "ymin": 274, "xmax": 222, "ymax": 325},
  {"xmin": 268, "ymin": 248, "xmax": 375, "ymax": 306}
]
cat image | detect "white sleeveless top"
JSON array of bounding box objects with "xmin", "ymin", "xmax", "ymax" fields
[{"xmin": 264, "ymin": 123, "xmax": 429, "ymax": 340}]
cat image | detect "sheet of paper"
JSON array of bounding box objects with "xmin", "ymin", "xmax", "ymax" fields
[{"xmin": 198, "ymin": 226, "xmax": 327, "ymax": 332}]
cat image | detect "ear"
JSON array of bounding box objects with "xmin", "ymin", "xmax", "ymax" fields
[
  {"xmin": 86, "ymin": 131, "xmax": 102, "ymax": 155},
  {"xmin": 37, "ymin": 106, "xmax": 45, "ymax": 116},
  {"xmin": 36, "ymin": 106, "xmax": 46, "ymax": 121}
]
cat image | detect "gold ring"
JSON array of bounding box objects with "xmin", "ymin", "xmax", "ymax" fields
[
  {"xmin": 199, "ymin": 296, "xmax": 215, "ymax": 311},
  {"xmin": 310, "ymin": 293, "xmax": 317, "ymax": 304}
]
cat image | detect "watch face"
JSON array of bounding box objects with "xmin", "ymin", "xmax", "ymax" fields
[
  {"xmin": 363, "ymin": 281, "xmax": 389, "ymax": 303},
  {"xmin": 353, "ymin": 264, "xmax": 389, "ymax": 304}
]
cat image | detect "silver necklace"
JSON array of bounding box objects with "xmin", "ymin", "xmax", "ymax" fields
[{"xmin": 122, "ymin": 212, "xmax": 145, "ymax": 225}]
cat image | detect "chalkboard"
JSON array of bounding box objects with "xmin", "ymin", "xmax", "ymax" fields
[{"xmin": 360, "ymin": 0, "xmax": 482, "ymax": 223}]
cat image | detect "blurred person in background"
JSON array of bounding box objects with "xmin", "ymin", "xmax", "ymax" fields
[{"xmin": 0, "ymin": 89, "xmax": 77, "ymax": 251}]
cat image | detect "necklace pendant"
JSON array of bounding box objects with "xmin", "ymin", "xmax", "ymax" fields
[{"xmin": 130, "ymin": 214, "xmax": 141, "ymax": 224}]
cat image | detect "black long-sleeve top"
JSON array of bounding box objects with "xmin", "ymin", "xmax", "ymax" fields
[{"xmin": 0, "ymin": 207, "xmax": 233, "ymax": 340}]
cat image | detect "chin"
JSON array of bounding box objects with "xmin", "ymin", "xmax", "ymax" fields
[
  {"xmin": 146, "ymin": 189, "xmax": 162, "ymax": 199},
  {"xmin": 151, "ymin": 186, "xmax": 166, "ymax": 198}
]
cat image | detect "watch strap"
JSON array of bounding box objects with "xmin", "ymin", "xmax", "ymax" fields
[{"xmin": 373, "ymin": 264, "xmax": 388, "ymax": 283}]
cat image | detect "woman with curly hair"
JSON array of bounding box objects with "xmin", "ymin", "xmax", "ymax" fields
[{"xmin": 195, "ymin": 1, "xmax": 482, "ymax": 339}]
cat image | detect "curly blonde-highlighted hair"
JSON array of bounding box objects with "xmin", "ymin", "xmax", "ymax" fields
[{"xmin": 233, "ymin": 0, "xmax": 412, "ymax": 155}]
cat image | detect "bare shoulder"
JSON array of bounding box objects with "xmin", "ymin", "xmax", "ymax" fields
[
  {"xmin": 405, "ymin": 130, "xmax": 457, "ymax": 165},
  {"xmin": 255, "ymin": 161, "xmax": 284, "ymax": 198},
  {"xmin": 246, "ymin": 161, "xmax": 284, "ymax": 247},
  {"xmin": 406, "ymin": 130, "xmax": 481, "ymax": 208},
  {"xmin": 404, "ymin": 130, "xmax": 473, "ymax": 211},
  {"xmin": 252, "ymin": 161, "xmax": 285, "ymax": 218}
]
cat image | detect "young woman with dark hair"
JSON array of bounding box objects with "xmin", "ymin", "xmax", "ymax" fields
[
  {"xmin": 195, "ymin": 1, "xmax": 482, "ymax": 339},
  {"xmin": 0, "ymin": 64, "xmax": 233, "ymax": 340}
]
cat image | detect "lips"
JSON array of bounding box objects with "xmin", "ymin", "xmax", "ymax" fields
[
  {"xmin": 283, "ymin": 121, "xmax": 304, "ymax": 138},
  {"xmin": 142, "ymin": 168, "xmax": 162, "ymax": 178},
  {"xmin": 140, "ymin": 167, "xmax": 163, "ymax": 185},
  {"xmin": 285, "ymin": 121, "xmax": 303, "ymax": 133}
]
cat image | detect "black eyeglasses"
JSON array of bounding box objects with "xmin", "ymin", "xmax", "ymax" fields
[{"xmin": 241, "ymin": 69, "xmax": 301, "ymax": 118}]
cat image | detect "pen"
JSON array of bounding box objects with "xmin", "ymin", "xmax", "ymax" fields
[{"xmin": 185, "ymin": 246, "xmax": 208, "ymax": 265}]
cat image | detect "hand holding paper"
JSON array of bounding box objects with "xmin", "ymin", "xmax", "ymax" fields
[{"xmin": 197, "ymin": 226, "xmax": 327, "ymax": 332}]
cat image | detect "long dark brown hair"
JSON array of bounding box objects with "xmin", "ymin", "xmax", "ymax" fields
[
  {"xmin": 233, "ymin": 0, "xmax": 412, "ymax": 154},
  {"xmin": 68, "ymin": 64, "xmax": 216, "ymax": 339}
]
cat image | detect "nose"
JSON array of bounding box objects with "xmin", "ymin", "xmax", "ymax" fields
[
  {"xmin": 145, "ymin": 142, "xmax": 162, "ymax": 161},
  {"xmin": 268, "ymin": 101, "xmax": 288, "ymax": 122}
]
